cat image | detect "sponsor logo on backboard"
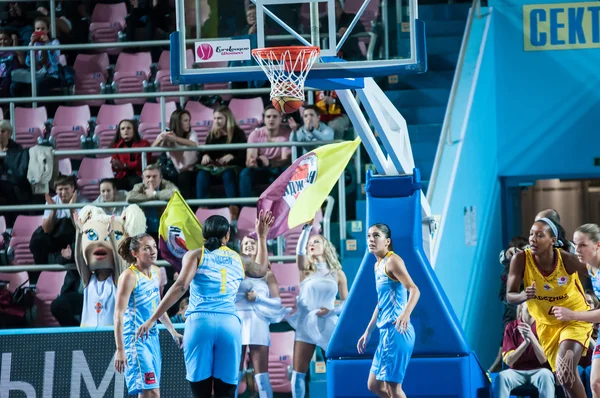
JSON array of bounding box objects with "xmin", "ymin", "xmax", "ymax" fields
[{"xmin": 194, "ymin": 39, "xmax": 252, "ymax": 63}]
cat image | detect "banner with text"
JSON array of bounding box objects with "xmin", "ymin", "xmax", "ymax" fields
[
  {"xmin": 523, "ymin": 2, "xmax": 600, "ymax": 51},
  {"xmin": 0, "ymin": 326, "xmax": 187, "ymax": 397}
]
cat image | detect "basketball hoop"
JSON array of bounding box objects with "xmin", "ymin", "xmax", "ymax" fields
[{"xmin": 252, "ymin": 46, "xmax": 320, "ymax": 101}]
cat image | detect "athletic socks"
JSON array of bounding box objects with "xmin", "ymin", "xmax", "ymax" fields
[
  {"xmin": 254, "ymin": 372, "xmax": 273, "ymax": 398},
  {"xmin": 291, "ymin": 371, "xmax": 306, "ymax": 398}
]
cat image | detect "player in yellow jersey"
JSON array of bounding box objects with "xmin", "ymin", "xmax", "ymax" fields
[{"xmin": 507, "ymin": 217, "xmax": 591, "ymax": 398}]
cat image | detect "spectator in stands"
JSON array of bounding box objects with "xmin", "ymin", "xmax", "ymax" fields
[
  {"xmin": 126, "ymin": 163, "xmax": 178, "ymax": 236},
  {"xmin": 493, "ymin": 302, "xmax": 555, "ymax": 398},
  {"xmin": 28, "ymin": 174, "xmax": 87, "ymax": 283},
  {"xmin": 125, "ymin": 0, "xmax": 173, "ymax": 59},
  {"xmin": 10, "ymin": 17, "xmax": 62, "ymax": 97},
  {"xmin": 239, "ymin": 105, "xmax": 291, "ymax": 198},
  {"xmin": 93, "ymin": 178, "xmax": 127, "ymax": 215},
  {"xmin": 315, "ymin": 90, "xmax": 350, "ymax": 139},
  {"xmin": 489, "ymin": 236, "xmax": 529, "ymax": 373},
  {"xmin": 289, "ymin": 105, "xmax": 335, "ymax": 154},
  {"xmin": 236, "ymin": 3, "xmax": 257, "ymax": 36},
  {"xmin": 170, "ymin": 297, "xmax": 188, "ymax": 324},
  {"xmin": 49, "ymin": 245, "xmax": 84, "ymax": 327},
  {"xmin": 110, "ymin": 119, "xmax": 152, "ymax": 191},
  {"xmin": 320, "ymin": 0, "xmax": 366, "ymax": 61},
  {"xmin": 35, "ymin": 1, "xmax": 85, "ymax": 44},
  {"xmin": 2, "ymin": 2, "xmax": 36, "ymax": 45},
  {"xmin": 196, "ymin": 106, "xmax": 247, "ymax": 220},
  {"xmin": 0, "ymin": 29, "xmax": 24, "ymax": 98},
  {"xmin": 152, "ymin": 110, "xmax": 198, "ymax": 199},
  {"xmin": 0, "ymin": 120, "xmax": 30, "ymax": 228}
]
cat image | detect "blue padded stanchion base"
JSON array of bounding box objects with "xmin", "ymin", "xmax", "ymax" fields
[
  {"xmin": 327, "ymin": 169, "xmax": 470, "ymax": 359},
  {"xmin": 326, "ymin": 353, "xmax": 490, "ymax": 398}
]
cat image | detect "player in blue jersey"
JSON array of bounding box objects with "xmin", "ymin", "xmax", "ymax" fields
[
  {"xmin": 137, "ymin": 211, "xmax": 274, "ymax": 398},
  {"xmin": 357, "ymin": 223, "xmax": 420, "ymax": 398},
  {"xmin": 113, "ymin": 233, "xmax": 183, "ymax": 397},
  {"xmin": 551, "ymin": 223, "xmax": 600, "ymax": 398}
]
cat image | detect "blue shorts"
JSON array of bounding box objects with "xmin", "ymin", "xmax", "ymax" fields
[
  {"xmin": 124, "ymin": 333, "xmax": 161, "ymax": 395},
  {"xmin": 370, "ymin": 324, "xmax": 415, "ymax": 384},
  {"xmin": 184, "ymin": 312, "xmax": 242, "ymax": 384}
]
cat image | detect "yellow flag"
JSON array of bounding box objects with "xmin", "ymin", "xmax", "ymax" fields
[
  {"xmin": 159, "ymin": 191, "xmax": 203, "ymax": 270},
  {"xmin": 288, "ymin": 137, "xmax": 361, "ymax": 227}
]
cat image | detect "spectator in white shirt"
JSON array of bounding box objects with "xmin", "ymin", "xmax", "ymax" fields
[{"xmin": 28, "ymin": 174, "xmax": 88, "ymax": 282}]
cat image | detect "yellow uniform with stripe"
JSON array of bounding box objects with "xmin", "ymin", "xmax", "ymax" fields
[{"xmin": 523, "ymin": 248, "xmax": 592, "ymax": 370}]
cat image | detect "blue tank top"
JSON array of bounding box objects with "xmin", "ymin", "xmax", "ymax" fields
[
  {"xmin": 588, "ymin": 264, "xmax": 600, "ymax": 300},
  {"xmin": 123, "ymin": 265, "xmax": 161, "ymax": 336},
  {"xmin": 375, "ymin": 251, "xmax": 408, "ymax": 328},
  {"xmin": 186, "ymin": 246, "xmax": 245, "ymax": 317}
]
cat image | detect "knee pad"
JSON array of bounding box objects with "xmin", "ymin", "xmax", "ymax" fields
[
  {"xmin": 291, "ymin": 371, "xmax": 306, "ymax": 398},
  {"xmin": 254, "ymin": 372, "xmax": 273, "ymax": 398},
  {"xmin": 190, "ymin": 377, "xmax": 213, "ymax": 398},
  {"xmin": 213, "ymin": 378, "xmax": 237, "ymax": 398}
]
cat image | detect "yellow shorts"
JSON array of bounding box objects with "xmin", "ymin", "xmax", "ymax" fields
[{"xmin": 537, "ymin": 321, "xmax": 593, "ymax": 371}]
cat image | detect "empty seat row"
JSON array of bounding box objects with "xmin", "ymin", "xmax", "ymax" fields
[
  {"xmin": 11, "ymin": 97, "xmax": 265, "ymax": 150},
  {"xmin": 74, "ymin": 50, "xmax": 195, "ymax": 107}
]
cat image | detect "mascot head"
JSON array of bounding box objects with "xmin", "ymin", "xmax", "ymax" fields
[{"xmin": 75, "ymin": 205, "xmax": 147, "ymax": 283}]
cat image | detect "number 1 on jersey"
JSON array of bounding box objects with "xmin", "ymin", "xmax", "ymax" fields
[{"xmin": 219, "ymin": 268, "xmax": 227, "ymax": 293}]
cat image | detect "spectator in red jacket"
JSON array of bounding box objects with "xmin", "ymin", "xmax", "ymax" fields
[
  {"xmin": 110, "ymin": 119, "xmax": 151, "ymax": 191},
  {"xmin": 493, "ymin": 302, "xmax": 555, "ymax": 398}
]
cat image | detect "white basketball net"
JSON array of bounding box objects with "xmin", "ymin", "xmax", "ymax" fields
[{"xmin": 252, "ymin": 47, "xmax": 320, "ymax": 101}]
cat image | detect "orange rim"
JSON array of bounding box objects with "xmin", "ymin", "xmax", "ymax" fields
[{"xmin": 252, "ymin": 46, "xmax": 320, "ymax": 62}]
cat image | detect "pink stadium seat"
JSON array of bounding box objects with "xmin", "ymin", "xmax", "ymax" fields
[
  {"xmin": 229, "ymin": 97, "xmax": 264, "ymax": 136},
  {"xmin": 185, "ymin": 101, "xmax": 214, "ymax": 144},
  {"xmin": 195, "ymin": 207, "xmax": 231, "ymax": 225},
  {"xmin": 77, "ymin": 157, "xmax": 115, "ymax": 201},
  {"xmin": 94, "ymin": 103, "xmax": 135, "ymax": 153},
  {"xmin": 34, "ymin": 271, "xmax": 66, "ymax": 326},
  {"xmin": 155, "ymin": 50, "xmax": 194, "ymax": 102},
  {"xmin": 14, "ymin": 106, "xmax": 48, "ymax": 148},
  {"xmin": 50, "ymin": 105, "xmax": 91, "ymax": 155},
  {"xmin": 196, "ymin": 61, "xmax": 231, "ymax": 100},
  {"xmin": 0, "ymin": 272, "xmax": 29, "ymax": 292},
  {"xmin": 8, "ymin": 215, "xmax": 43, "ymax": 265},
  {"xmin": 89, "ymin": 3, "xmax": 127, "ymax": 55},
  {"xmin": 138, "ymin": 101, "xmax": 177, "ymax": 143},
  {"xmin": 283, "ymin": 210, "xmax": 323, "ymax": 255},
  {"xmin": 269, "ymin": 331, "xmax": 295, "ymax": 393},
  {"xmin": 112, "ymin": 52, "xmax": 152, "ymax": 105},
  {"xmin": 237, "ymin": 207, "xmax": 257, "ymax": 240},
  {"xmin": 57, "ymin": 158, "xmax": 72, "ymax": 175},
  {"xmin": 270, "ymin": 263, "xmax": 300, "ymax": 313},
  {"xmin": 74, "ymin": 53, "xmax": 110, "ymax": 106}
]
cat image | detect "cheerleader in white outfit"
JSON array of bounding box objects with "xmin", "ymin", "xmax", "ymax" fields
[
  {"xmin": 236, "ymin": 233, "xmax": 289, "ymax": 398},
  {"xmin": 287, "ymin": 223, "xmax": 349, "ymax": 398}
]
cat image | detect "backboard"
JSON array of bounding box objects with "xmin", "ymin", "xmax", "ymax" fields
[{"xmin": 169, "ymin": 0, "xmax": 426, "ymax": 85}]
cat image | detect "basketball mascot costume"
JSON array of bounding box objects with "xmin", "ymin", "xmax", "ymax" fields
[{"xmin": 74, "ymin": 204, "xmax": 147, "ymax": 327}]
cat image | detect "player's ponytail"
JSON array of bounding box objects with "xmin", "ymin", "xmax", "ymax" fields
[{"xmin": 203, "ymin": 215, "xmax": 231, "ymax": 252}]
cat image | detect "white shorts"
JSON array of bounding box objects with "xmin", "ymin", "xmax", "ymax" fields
[{"xmin": 240, "ymin": 310, "xmax": 271, "ymax": 346}]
